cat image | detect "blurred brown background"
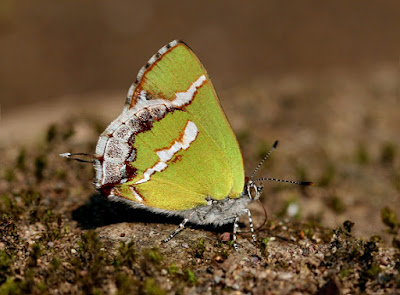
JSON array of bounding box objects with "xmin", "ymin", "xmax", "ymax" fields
[
  {"xmin": 1, "ymin": 1, "xmax": 400, "ymax": 128},
  {"xmin": 1, "ymin": 0, "xmax": 400, "ymax": 238}
]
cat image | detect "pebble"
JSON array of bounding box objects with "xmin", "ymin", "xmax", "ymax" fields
[
  {"xmin": 213, "ymin": 255, "xmax": 224, "ymax": 263},
  {"xmin": 278, "ymin": 272, "xmax": 293, "ymax": 280},
  {"xmin": 214, "ymin": 275, "xmax": 222, "ymax": 284},
  {"xmin": 380, "ymin": 256, "xmax": 390, "ymax": 266},
  {"xmin": 220, "ymin": 232, "xmax": 231, "ymax": 242},
  {"xmin": 251, "ymin": 255, "xmax": 261, "ymax": 264}
]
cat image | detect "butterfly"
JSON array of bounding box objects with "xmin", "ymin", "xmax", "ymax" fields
[{"xmin": 61, "ymin": 40, "xmax": 312, "ymax": 250}]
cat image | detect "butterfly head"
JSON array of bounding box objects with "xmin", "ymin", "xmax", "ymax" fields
[{"xmin": 245, "ymin": 179, "xmax": 263, "ymax": 201}]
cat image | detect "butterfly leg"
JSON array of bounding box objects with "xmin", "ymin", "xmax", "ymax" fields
[
  {"xmin": 244, "ymin": 208, "xmax": 257, "ymax": 243},
  {"xmin": 162, "ymin": 218, "xmax": 189, "ymax": 243},
  {"xmin": 232, "ymin": 216, "xmax": 240, "ymax": 251}
]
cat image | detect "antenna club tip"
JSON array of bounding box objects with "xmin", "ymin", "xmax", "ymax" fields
[
  {"xmin": 303, "ymin": 181, "xmax": 314, "ymax": 186},
  {"xmin": 273, "ymin": 140, "xmax": 279, "ymax": 148},
  {"xmin": 59, "ymin": 152, "xmax": 71, "ymax": 158}
]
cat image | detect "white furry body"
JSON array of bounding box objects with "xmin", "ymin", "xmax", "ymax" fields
[{"xmin": 108, "ymin": 193, "xmax": 253, "ymax": 226}]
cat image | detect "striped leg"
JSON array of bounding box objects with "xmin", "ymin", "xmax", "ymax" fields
[
  {"xmin": 162, "ymin": 218, "xmax": 189, "ymax": 243},
  {"xmin": 232, "ymin": 216, "xmax": 240, "ymax": 251},
  {"xmin": 245, "ymin": 208, "xmax": 257, "ymax": 242}
]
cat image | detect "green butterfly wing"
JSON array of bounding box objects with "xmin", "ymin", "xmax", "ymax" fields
[{"xmin": 95, "ymin": 41, "xmax": 244, "ymax": 211}]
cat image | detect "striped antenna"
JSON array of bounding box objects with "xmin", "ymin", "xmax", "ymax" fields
[
  {"xmin": 252, "ymin": 177, "xmax": 314, "ymax": 186},
  {"xmin": 59, "ymin": 152, "xmax": 95, "ymax": 164},
  {"xmin": 250, "ymin": 140, "xmax": 279, "ymax": 180}
]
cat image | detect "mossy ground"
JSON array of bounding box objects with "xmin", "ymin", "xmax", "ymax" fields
[{"xmin": 1, "ymin": 69, "xmax": 400, "ymax": 294}]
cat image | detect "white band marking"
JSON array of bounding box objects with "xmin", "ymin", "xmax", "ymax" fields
[
  {"xmin": 95, "ymin": 74, "xmax": 206, "ymax": 189},
  {"xmin": 130, "ymin": 187, "xmax": 144, "ymax": 202},
  {"xmin": 173, "ymin": 75, "xmax": 206, "ymax": 107},
  {"xmin": 135, "ymin": 121, "xmax": 199, "ymax": 184}
]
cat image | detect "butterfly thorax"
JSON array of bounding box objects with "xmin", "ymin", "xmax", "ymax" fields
[{"xmin": 186, "ymin": 192, "xmax": 255, "ymax": 226}]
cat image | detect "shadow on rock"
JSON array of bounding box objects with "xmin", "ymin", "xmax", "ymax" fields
[
  {"xmin": 72, "ymin": 193, "xmax": 182, "ymax": 229},
  {"xmin": 72, "ymin": 193, "xmax": 234, "ymax": 234}
]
